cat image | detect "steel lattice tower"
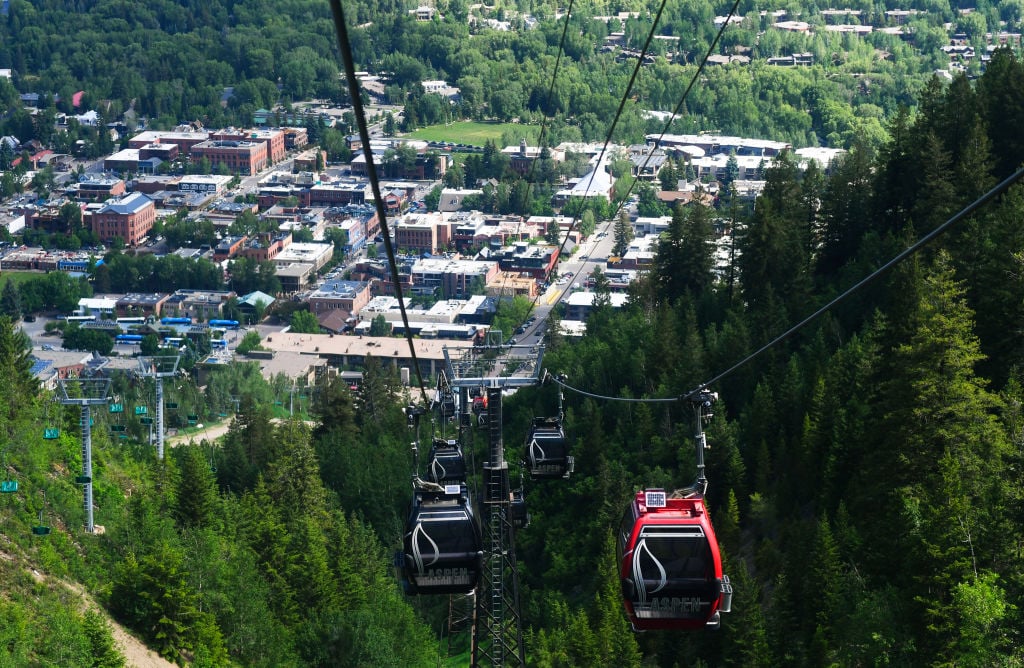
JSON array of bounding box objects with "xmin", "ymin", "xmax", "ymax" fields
[{"xmin": 443, "ymin": 341, "xmax": 543, "ymax": 668}]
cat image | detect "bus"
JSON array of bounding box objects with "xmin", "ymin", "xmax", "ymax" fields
[
  {"xmin": 116, "ymin": 317, "xmax": 147, "ymax": 326},
  {"xmin": 211, "ymin": 339, "xmax": 228, "ymax": 349},
  {"xmin": 161, "ymin": 317, "xmax": 193, "ymax": 325},
  {"xmin": 115, "ymin": 334, "xmax": 144, "ymax": 344},
  {"xmin": 66, "ymin": 315, "xmax": 97, "ymax": 323},
  {"xmin": 162, "ymin": 337, "xmax": 185, "ymax": 347},
  {"xmin": 208, "ymin": 319, "xmax": 240, "ymax": 330}
]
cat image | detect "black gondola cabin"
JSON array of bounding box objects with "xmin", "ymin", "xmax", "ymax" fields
[
  {"xmin": 524, "ymin": 416, "xmax": 574, "ymax": 479},
  {"xmin": 426, "ymin": 438, "xmax": 467, "ymax": 485},
  {"xmin": 618, "ymin": 489, "xmax": 732, "ymax": 631},
  {"xmin": 400, "ymin": 484, "xmax": 483, "ymax": 595}
]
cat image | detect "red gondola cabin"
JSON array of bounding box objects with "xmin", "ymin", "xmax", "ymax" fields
[{"xmin": 618, "ymin": 489, "xmax": 732, "ymax": 631}]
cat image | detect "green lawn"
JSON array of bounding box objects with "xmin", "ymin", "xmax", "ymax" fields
[
  {"xmin": 0, "ymin": 270, "xmax": 47, "ymax": 288},
  {"xmin": 406, "ymin": 121, "xmax": 540, "ymax": 146}
]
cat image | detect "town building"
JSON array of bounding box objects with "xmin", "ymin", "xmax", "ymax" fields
[
  {"xmin": 214, "ymin": 235, "xmax": 247, "ymax": 262},
  {"xmin": 409, "ymin": 258, "xmax": 499, "ymax": 299},
  {"xmin": 128, "ymin": 130, "xmax": 210, "ymax": 154},
  {"xmin": 439, "ymin": 188, "xmax": 483, "ymax": 213},
  {"xmin": 275, "ymin": 262, "xmax": 316, "ymax": 293},
  {"xmin": 72, "ymin": 177, "xmax": 127, "ymax": 202},
  {"xmin": 237, "ymin": 232, "xmax": 292, "ymax": 263},
  {"xmin": 307, "ymin": 279, "xmax": 372, "ymax": 317},
  {"xmin": 274, "ymin": 242, "xmax": 334, "ymax": 273},
  {"xmin": 553, "ymin": 155, "xmax": 614, "ymax": 206},
  {"xmin": 300, "ymin": 182, "xmax": 368, "ymax": 207},
  {"xmin": 89, "ymin": 192, "xmax": 155, "ymax": 247},
  {"xmin": 178, "ymin": 174, "xmax": 234, "ymax": 195},
  {"xmin": 259, "ymin": 331, "xmax": 473, "ymax": 382},
  {"xmin": 650, "ymin": 134, "xmax": 790, "ymax": 158},
  {"xmin": 562, "ymin": 290, "xmax": 630, "ymax": 320},
  {"xmin": 355, "ymin": 296, "xmax": 486, "ymax": 339},
  {"xmin": 501, "ymin": 140, "xmax": 565, "ymax": 176},
  {"xmin": 163, "ymin": 289, "xmax": 236, "ymax": 319},
  {"xmin": 116, "ymin": 293, "xmax": 169, "ymax": 318},
  {"xmin": 211, "ymin": 128, "xmax": 287, "ymax": 164},
  {"xmin": 494, "ymin": 241, "xmax": 560, "ymax": 281},
  {"xmin": 237, "ymin": 291, "xmax": 276, "ymax": 323},
  {"xmin": 104, "ymin": 148, "xmax": 163, "ymax": 174},
  {"xmin": 190, "ymin": 139, "xmax": 268, "ymax": 175},
  {"xmin": 394, "ymin": 212, "xmax": 451, "ymax": 255}
]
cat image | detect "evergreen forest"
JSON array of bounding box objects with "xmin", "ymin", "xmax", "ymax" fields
[
  {"xmin": 2, "ymin": 0, "xmax": 1024, "ymax": 666},
  {"xmin": 1, "ymin": 0, "xmax": 1018, "ymax": 149},
  {"xmin": 0, "ymin": 51, "xmax": 1022, "ymax": 665}
]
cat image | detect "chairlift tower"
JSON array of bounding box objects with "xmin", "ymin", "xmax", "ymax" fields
[
  {"xmin": 444, "ymin": 339, "xmax": 545, "ymax": 668},
  {"xmin": 56, "ymin": 376, "xmax": 111, "ymax": 534},
  {"xmin": 137, "ymin": 355, "xmax": 181, "ymax": 460}
]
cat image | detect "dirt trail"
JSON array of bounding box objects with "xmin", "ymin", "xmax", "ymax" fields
[
  {"xmin": 60, "ymin": 580, "xmax": 176, "ymax": 668},
  {"xmin": 165, "ymin": 417, "xmax": 314, "ymax": 448},
  {"xmin": 164, "ymin": 420, "xmax": 234, "ymax": 448}
]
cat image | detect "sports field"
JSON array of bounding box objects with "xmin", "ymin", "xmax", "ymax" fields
[
  {"xmin": 0, "ymin": 270, "xmax": 46, "ymax": 288},
  {"xmin": 406, "ymin": 121, "xmax": 540, "ymax": 146}
]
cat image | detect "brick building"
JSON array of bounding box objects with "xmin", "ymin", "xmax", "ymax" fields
[
  {"xmin": 89, "ymin": 192, "xmax": 155, "ymax": 247},
  {"xmin": 393, "ymin": 212, "xmax": 451, "ymax": 254},
  {"xmin": 73, "ymin": 177, "xmax": 126, "ymax": 202},
  {"xmin": 307, "ymin": 279, "xmax": 372, "ymax": 316},
  {"xmin": 190, "ymin": 139, "xmax": 268, "ymax": 175},
  {"xmin": 211, "ymin": 128, "xmax": 286, "ymax": 163}
]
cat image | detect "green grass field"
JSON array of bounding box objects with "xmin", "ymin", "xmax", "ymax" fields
[
  {"xmin": 406, "ymin": 121, "xmax": 540, "ymax": 146},
  {"xmin": 0, "ymin": 270, "xmax": 47, "ymax": 288}
]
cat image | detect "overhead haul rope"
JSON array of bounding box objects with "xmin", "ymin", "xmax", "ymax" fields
[
  {"xmin": 328, "ymin": 0, "xmax": 429, "ymax": 404},
  {"xmin": 548, "ymin": 165, "xmax": 1024, "ymax": 405},
  {"xmin": 539, "ymin": 0, "xmax": 671, "ymax": 304},
  {"xmin": 524, "ymin": 0, "xmax": 742, "ymax": 321},
  {"xmin": 492, "ymin": 0, "xmax": 576, "ymax": 306}
]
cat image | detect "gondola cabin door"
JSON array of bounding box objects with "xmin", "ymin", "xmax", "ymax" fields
[{"xmin": 618, "ymin": 489, "xmax": 732, "ymax": 631}]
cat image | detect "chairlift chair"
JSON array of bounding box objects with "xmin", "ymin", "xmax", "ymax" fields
[
  {"xmin": 32, "ymin": 496, "xmax": 51, "ymax": 536},
  {"xmin": 1, "ymin": 455, "xmax": 17, "ymax": 493}
]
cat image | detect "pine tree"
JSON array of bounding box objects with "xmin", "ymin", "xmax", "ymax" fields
[
  {"xmin": 0, "ymin": 279, "xmax": 21, "ymax": 319},
  {"xmin": 863, "ymin": 252, "xmax": 1013, "ymax": 660},
  {"xmin": 977, "ymin": 48, "xmax": 1024, "ymax": 179},
  {"xmin": 592, "ymin": 533, "xmax": 641, "ymax": 667},
  {"xmin": 658, "ymin": 159, "xmax": 677, "ymax": 191},
  {"xmin": 82, "ymin": 610, "xmax": 126, "ymax": 668},
  {"xmin": 611, "ymin": 207, "xmax": 633, "ymax": 257},
  {"xmin": 739, "ymin": 153, "xmax": 812, "ymax": 330},
  {"xmin": 174, "ymin": 444, "xmax": 218, "ymax": 528}
]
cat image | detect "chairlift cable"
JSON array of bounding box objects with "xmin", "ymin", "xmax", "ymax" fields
[
  {"xmin": 328, "ymin": 0, "xmax": 430, "ymax": 405},
  {"xmin": 545, "ymin": 166, "xmax": 1024, "ymax": 405}
]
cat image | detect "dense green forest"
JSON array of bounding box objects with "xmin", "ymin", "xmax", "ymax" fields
[
  {"xmin": 1, "ymin": 50, "xmax": 1023, "ymax": 665},
  {"xmin": 2, "ymin": 0, "xmax": 1024, "ymax": 665},
  {"xmin": 1, "ymin": 0, "xmax": 1015, "ymax": 149}
]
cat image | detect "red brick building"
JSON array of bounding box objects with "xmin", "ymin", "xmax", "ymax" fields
[
  {"xmin": 237, "ymin": 232, "xmax": 292, "ymax": 263},
  {"xmin": 211, "ymin": 128, "xmax": 286, "ymax": 164},
  {"xmin": 190, "ymin": 139, "xmax": 268, "ymax": 175},
  {"xmin": 89, "ymin": 192, "xmax": 155, "ymax": 247}
]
